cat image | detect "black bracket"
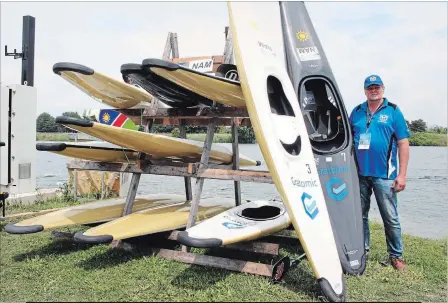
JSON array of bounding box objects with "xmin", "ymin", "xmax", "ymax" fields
[
  {"xmin": 0, "ymin": 192, "xmax": 9, "ymax": 218},
  {"xmin": 271, "ymin": 256, "xmax": 291, "ymax": 284},
  {"xmin": 270, "ymin": 253, "xmax": 307, "ymax": 284},
  {"xmin": 5, "ymin": 45, "xmax": 25, "ymax": 60}
]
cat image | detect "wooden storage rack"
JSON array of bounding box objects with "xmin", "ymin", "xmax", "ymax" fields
[{"xmin": 62, "ymin": 29, "xmax": 304, "ymax": 282}]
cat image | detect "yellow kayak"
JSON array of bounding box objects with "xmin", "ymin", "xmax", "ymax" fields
[
  {"xmin": 55, "ymin": 117, "xmax": 261, "ymax": 166},
  {"xmin": 142, "ymin": 58, "xmax": 246, "ymax": 108},
  {"xmin": 74, "ymin": 197, "xmax": 236, "ymax": 243},
  {"xmin": 5, "ymin": 194, "xmax": 187, "ymax": 234},
  {"xmin": 53, "ymin": 62, "xmax": 155, "ymax": 109}
]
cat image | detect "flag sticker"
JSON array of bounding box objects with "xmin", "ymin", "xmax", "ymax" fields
[{"xmin": 99, "ymin": 109, "xmax": 138, "ymax": 131}]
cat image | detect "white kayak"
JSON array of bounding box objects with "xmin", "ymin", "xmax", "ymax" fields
[
  {"xmin": 228, "ymin": 2, "xmax": 346, "ymax": 301},
  {"xmin": 177, "ymin": 200, "xmax": 291, "ymax": 247}
]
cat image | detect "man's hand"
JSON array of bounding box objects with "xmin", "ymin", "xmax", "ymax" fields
[{"xmin": 392, "ymin": 174, "xmax": 406, "ymax": 193}]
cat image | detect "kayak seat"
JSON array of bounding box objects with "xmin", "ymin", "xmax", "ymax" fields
[
  {"xmin": 300, "ymin": 79, "xmax": 348, "ymax": 153},
  {"xmin": 302, "ymin": 88, "xmax": 341, "ymax": 143}
]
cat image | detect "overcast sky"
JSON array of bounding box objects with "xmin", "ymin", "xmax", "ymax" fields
[{"xmin": 1, "ymin": 1, "xmax": 447, "ymax": 127}]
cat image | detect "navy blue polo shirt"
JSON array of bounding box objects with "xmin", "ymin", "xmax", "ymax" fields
[{"xmin": 349, "ymin": 98, "xmax": 410, "ymax": 180}]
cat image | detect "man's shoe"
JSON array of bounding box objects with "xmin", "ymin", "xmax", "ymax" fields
[{"xmin": 390, "ymin": 258, "xmax": 406, "ymax": 271}]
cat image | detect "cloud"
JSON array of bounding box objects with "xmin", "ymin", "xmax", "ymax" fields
[
  {"xmin": 306, "ymin": 2, "xmax": 447, "ymax": 126},
  {"xmin": 1, "ymin": 1, "xmax": 447, "ymax": 126}
]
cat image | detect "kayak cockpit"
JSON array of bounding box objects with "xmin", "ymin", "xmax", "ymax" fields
[{"xmin": 299, "ymin": 77, "xmax": 348, "ymax": 154}]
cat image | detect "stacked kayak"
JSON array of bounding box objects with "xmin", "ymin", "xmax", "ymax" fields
[
  {"xmin": 120, "ymin": 63, "xmax": 214, "ymax": 108},
  {"xmin": 36, "ymin": 141, "xmax": 138, "ymax": 163},
  {"xmin": 55, "ymin": 115, "xmax": 260, "ymax": 166},
  {"xmin": 5, "ymin": 194, "xmax": 187, "ymax": 234},
  {"xmin": 74, "ymin": 196, "xmax": 237, "ymax": 244},
  {"xmin": 53, "ymin": 62, "xmax": 159, "ymax": 109}
]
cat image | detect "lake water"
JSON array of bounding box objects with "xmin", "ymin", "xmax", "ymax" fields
[{"xmin": 36, "ymin": 145, "xmax": 448, "ymax": 240}]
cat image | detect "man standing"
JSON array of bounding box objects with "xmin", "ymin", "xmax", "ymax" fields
[{"xmin": 349, "ymin": 75, "xmax": 410, "ymax": 270}]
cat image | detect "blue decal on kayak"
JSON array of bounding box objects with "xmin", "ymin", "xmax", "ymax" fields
[
  {"xmin": 301, "ymin": 192, "xmax": 319, "ymax": 220},
  {"xmin": 222, "ymin": 222, "xmax": 246, "ymax": 229},
  {"xmin": 326, "ymin": 177, "xmax": 348, "ymax": 201}
]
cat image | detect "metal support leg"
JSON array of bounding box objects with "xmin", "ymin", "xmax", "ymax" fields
[
  {"xmin": 231, "ymin": 118, "xmax": 241, "ymax": 206},
  {"xmin": 182, "ymin": 118, "xmax": 217, "ymax": 252}
]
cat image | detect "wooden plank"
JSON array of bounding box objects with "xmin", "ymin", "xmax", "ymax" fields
[
  {"xmin": 147, "ymin": 117, "xmax": 252, "ymax": 127},
  {"xmin": 170, "ymin": 33, "xmax": 179, "ymax": 58},
  {"xmin": 119, "ymin": 107, "xmax": 249, "ymax": 119},
  {"xmin": 223, "ymin": 242, "xmax": 279, "ymax": 255},
  {"xmin": 179, "ymin": 119, "xmax": 187, "ymax": 139},
  {"xmin": 66, "ymin": 160, "xmax": 273, "ymax": 183},
  {"xmin": 223, "ymin": 26, "xmax": 234, "ymax": 64},
  {"xmin": 154, "ymin": 248, "xmax": 273, "ymax": 277},
  {"xmin": 183, "ymin": 118, "xmax": 217, "ymax": 252},
  {"xmin": 162, "ymin": 32, "xmax": 172, "ymax": 60},
  {"xmin": 196, "ymin": 168, "xmax": 273, "ymax": 183},
  {"xmin": 122, "ymin": 173, "xmax": 141, "ymax": 216},
  {"xmin": 231, "ymin": 118, "xmax": 241, "ymax": 206},
  {"xmin": 186, "ymin": 118, "xmax": 217, "ymax": 229},
  {"xmin": 179, "ymin": 119, "xmax": 192, "ymax": 201}
]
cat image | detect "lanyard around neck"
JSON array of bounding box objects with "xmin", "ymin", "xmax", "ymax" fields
[{"xmin": 366, "ymin": 100, "xmax": 384, "ymax": 130}]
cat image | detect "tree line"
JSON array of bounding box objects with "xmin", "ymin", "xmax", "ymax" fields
[
  {"xmin": 36, "ymin": 112, "xmax": 257, "ymax": 143},
  {"xmin": 405, "ymin": 119, "xmax": 447, "ymax": 134},
  {"xmin": 36, "ymin": 112, "xmax": 84, "ymax": 133},
  {"xmin": 36, "ymin": 112, "xmax": 219, "ymax": 133},
  {"xmin": 36, "ymin": 112, "xmax": 447, "ymax": 136}
]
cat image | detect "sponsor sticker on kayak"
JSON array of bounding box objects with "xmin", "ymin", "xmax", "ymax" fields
[
  {"xmin": 180, "ymin": 59, "xmax": 214, "ymax": 73},
  {"xmin": 301, "ymin": 192, "xmax": 319, "ymax": 220},
  {"xmin": 297, "ymin": 46, "xmax": 321, "ymax": 62},
  {"xmin": 326, "ymin": 177, "xmax": 348, "ymax": 201}
]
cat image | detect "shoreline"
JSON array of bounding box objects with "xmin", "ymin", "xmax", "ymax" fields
[{"xmin": 36, "ymin": 132, "xmax": 448, "ymax": 147}]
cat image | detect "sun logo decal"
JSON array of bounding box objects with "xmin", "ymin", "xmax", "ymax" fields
[
  {"xmin": 250, "ymin": 21, "xmax": 258, "ymax": 29},
  {"xmin": 296, "ymin": 31, "xmax": 308, "ymax": 42},
  {"xmin": 101, "ymin": 112, "xmax": 110, "ymax": 123}
]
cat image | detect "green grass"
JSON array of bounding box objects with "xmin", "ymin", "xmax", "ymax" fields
[
  {"xmin": 186, "ymin": 133, "xmax": 232, "ymax": 143},
  {"xmin": 4, "ymin": 195, "xmax": 97, "ymax": 216},
  {"xmin": 36, "ymin": 132, "xmax": 70, "ymax": 142},
  {"xmin": 1, "ymin": 197, "xmax": 446, "ymax": 302}
]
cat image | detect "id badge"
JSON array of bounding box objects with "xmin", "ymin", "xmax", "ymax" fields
[{"xmin": 358, "ymin": 133, "xmax": 371, "ymax": 150}]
